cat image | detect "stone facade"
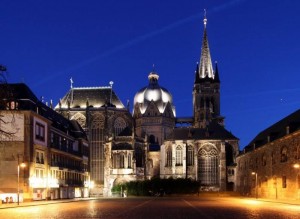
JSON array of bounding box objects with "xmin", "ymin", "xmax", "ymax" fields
[{"xmin": 236, "ymin": 110, "xmax": 300, "ymax": 200}]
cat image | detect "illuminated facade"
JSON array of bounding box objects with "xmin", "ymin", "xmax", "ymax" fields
[
  {"xmin": 0, "ymin": 84, "xmax": 89, "ymax": 202},
  {"xmin": 51, "ymin": 14, "xmax": 239, "ymax": 196},
  {"xmin": 55, "ymin": 86, "xmax": 135, "ymax": 196},
  {"xmin": 236, "ymin": 109, "xmax": 300, "ymax": 200},
  {"xmin": 160, "ymin": 15, "xmax": 239, "ymax": 191}
]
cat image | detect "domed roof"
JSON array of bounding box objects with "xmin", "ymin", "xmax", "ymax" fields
[{"xmin": 133, "ymin": 71, "xmax": 176, "ymax": 116}]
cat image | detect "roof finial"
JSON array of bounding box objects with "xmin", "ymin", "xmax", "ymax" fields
[
  {"xmin": 203, "ymin": 9, "xmax": 207, "ymax": 28},
  {"xmin": 152, "ymin": 64, "xmax": 155, "ymax": 72},
  {"xmin": 109, "ymin": 81, "xmax": 114, "ymax": 105},
  {"xmin": 70, "ymin": 77, "xmax": 74, "ymax": 89}
]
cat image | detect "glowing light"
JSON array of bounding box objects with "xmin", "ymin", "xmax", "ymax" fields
[
  {"xmin": 293, "ymin": 164, "xmax": 300, "ymax": 169},
  {"xmin": 29, "ymin": 177, "xmax": 59, "ymax": 188},
  {"xmin": 89, "ymin": 181, "xmax": 95, "ymax": 189},
  {"xmin": 242, "ymin": 199, "xmax": 261, "ymax": 205}
]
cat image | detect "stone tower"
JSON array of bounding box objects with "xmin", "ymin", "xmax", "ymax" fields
[{"xmin": 193, "ymin": 14, "xmax": 223, "ymax": 128}]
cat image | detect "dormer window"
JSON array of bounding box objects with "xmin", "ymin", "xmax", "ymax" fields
[{"xmin": 6, "ymin": 101, "xmax": 18, "ymax": 110}]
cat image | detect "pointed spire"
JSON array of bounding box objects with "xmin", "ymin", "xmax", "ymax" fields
[
  {"xmin": 214, "ymin": 61, "xmax": 220, "ymax": 83},
  {"xmin": 199, "ymin": 10, "xmax": 214, "ymax": 80},
  {"xmin": 203, "ymin": 9, "xmax": 207, "ymax": 28},
  {"xmin": 70, "ymin": 77, "xmax": 74, "ymax": 89},
  {"xmin": 194, "ymin": 62, "xmax": 200, "ymax": 84}
]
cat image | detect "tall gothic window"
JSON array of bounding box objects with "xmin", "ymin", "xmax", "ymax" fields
[
  {"xmin": 198, "ymin": 145, "xmax": 219, "ymax": 186},
  {"xmin": 166, "ymin": 147, "xmax": 172, "ymax": 167},
  {"xmin": 187, "ymin": 145, "xmax": 194, "ymax": 166},
  {"xmin": 135, "ymin": 147, "xmax": 143, "ymax": 167},
  {"xmin": 176, "ymin": 146, "xmax": 183, "ymax": 166},
  {"xmin": 281, "ymin": 147, "xmax": 288, "ymax": 163},
  {"xmin": 120, "ymin": 154, "xmax": 125, "ymax": 168}
]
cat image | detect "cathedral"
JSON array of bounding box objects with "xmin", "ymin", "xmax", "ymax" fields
[{"xmin": 55, "ymin": 15, "xmax": 239, "ymax": 196}]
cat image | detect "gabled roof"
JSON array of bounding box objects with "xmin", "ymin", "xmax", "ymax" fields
[
  {"xmin": 243, "ymin": 109, "xmax": 300, "ymax": 151},
  {"xmin": 166, "ymin": 121, "xmax": 238, "ymax": 141},
  {"xmin": 55, "ymin": 86, "xmax": 125, "ymax": 109}
]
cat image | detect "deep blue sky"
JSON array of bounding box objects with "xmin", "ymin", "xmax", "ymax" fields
[{"xmin": 1, "ymin": 0, "xmax": 300, "ymax": 149}]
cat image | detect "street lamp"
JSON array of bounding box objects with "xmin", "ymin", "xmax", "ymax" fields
[
  {"xmin": 17, "ymin": 155, "xmax": 26, "ymax": 205},
  {"xmin": 293, "ymin": 163, "xmax": 300, "ymax": 199},
  {"xmin": 252, "ymin": 172, "xmax": 258, "ymax": 199}
]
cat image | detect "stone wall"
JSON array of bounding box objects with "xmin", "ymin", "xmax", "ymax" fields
[{"xmin": 236, "ymin": 130, "xmax": 300, "ymax": 199}]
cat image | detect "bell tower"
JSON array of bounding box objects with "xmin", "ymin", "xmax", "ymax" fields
[{"xmin": 193, "ymin": 12, "xmax": 223, "ymax": 128}]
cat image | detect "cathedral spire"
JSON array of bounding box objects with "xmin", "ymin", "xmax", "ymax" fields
[
  {"xmin": 198, "ymin": 10, "xmax": 214, "ymax": 79},
  {"xmin": 214, "ymin": 61, "xmax": 220, "ymax": 83}
]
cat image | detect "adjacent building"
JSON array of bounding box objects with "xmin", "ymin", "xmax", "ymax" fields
[
  {"xmin": 236, "ymin": 109, "xmax": 300, "ymax": 200},
  {"xmin": 0, "ymin": 83, "xmax": 90, "ymax": 202}
]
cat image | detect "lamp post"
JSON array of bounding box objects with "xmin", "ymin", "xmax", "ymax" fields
[
  {"xmin": 252, "ymin": 172, "xmax": 258, "ymax": 199},
  {"xmin": 17, "ymin": 155, "xmax": 26, "ymax": 205},
  {"xmin": 293, "ymin": 163, "xmax": 300, "ymax": 199}
]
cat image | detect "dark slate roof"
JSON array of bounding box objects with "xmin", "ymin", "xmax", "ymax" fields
[
  {"xmin": 166, "ymin": 121, "xmax": 238, "ymax": 141},
  {"xmin": 0, "ymin": 83, "xmax": 87, "ymax": 140},
  {"xmin": 112, "ymin": 143, "xmax": 133, "ymax": 150},
  {"xmin": 243, "ymin": 109, "xmax": 300, "ymax": 152},
  {"xmin": 117, "ymin": 127, "xmax": 132, "ymax": 137},
  {"xmin": 56, "ymin": 87, "xmax": 125, "ymax": 109},
  {"xmin": 0, "ymin": 83, "xmax": 38, "ymax": 111}
]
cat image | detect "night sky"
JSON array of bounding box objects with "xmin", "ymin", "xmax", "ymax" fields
[{"xmin": 1, "ymin": 0, "xmax": 300, "ymax": 149}]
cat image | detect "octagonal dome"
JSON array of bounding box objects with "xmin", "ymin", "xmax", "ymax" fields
[{"xmin": 133, "ymin": 71, "xmax": 176, "ymax": 116}]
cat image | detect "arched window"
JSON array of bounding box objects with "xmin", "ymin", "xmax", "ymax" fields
[
  {"xmin": 176, "ymin": 146, "xmax": 183, "ymax": 166},
  {"xmin": 120, "ymin": 153, "xmax": 125, "ymax": 168},
  {"xmin": 128, "ymin": 154, "xmax": 132, "ymax": 168},
  {"xmin": 149, "ymin": 135, "xmax": 156, "ymax": 144},
  {"xmin": 187, "ymin": 145, "xmax": 194, "ymax": 166},
  {"xmin": 271, "ymin": 152, "xmax": 275, "ymax": 165},
  {"xmin": 113, "ymin": 154, "xmax": 119, "ymax": 168},
  {"xmin": 281, "ymin": 147, "xmax": 288, "ymax": 163},
  {"xmin": 198, "ymin": 145, "xmax": 219, "ymax": 186},
  {"xmin": 135, "ymin": 147, "xmax": 143, "ymax": 167},
  {"xmin": 71, "ymin": 112, "xmax": 86, "ymax": 128},
  {"xmin": 296, "ymin": 146, "xmax": 300, "ymax": 160},
  {"xmin": 113, "ymin": 153, "xmax": 125, "ymax": 169},
  {"xmin": 262, "ymin": 154, "xmax": 267, "ymax": 166},
  {"xmin": 166, "ymin": 148, "xmax": 172, "ymax": 167},
  {"xmin": 114, "ymin": 117, "xmax": 126, "ymax": 136}
]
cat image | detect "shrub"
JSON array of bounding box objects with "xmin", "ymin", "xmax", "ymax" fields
[{"xmin": 111, "ymin": 178, "xmax": 200, "ymax": 196}]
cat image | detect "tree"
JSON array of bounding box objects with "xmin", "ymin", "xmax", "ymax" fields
[
  {"xmin": 0, "ymin": 65, "xmax": 17, "ymax": 139},
  {"xmin": 0, "ymin": 64, "xmax": 7, "ymax": 83}
]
